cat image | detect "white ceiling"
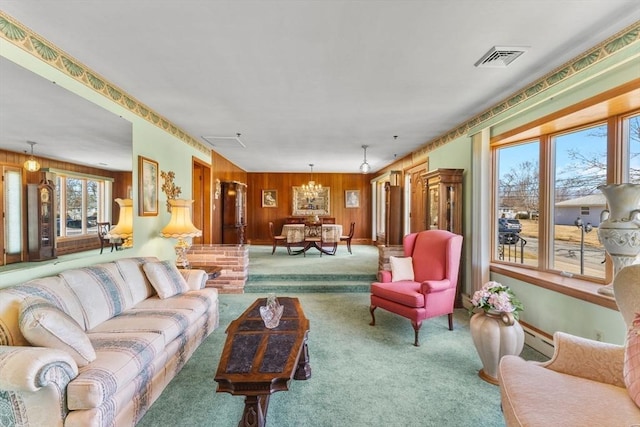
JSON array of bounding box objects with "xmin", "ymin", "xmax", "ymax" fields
[{"xmin": 1, "ymin": 1, "xmax": 639, "ymax": 173}]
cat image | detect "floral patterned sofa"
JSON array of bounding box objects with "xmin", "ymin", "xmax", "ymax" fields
[{"xmin": 0, "ymin": 257, "xmax": 219, "ymax": 427}]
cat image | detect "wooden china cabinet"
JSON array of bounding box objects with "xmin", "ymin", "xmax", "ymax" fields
[
  {"xmin": 27, "ymin": 180, "xmax": 57, "ymax": 261},
  {"xmin": 221, "ymin": 181, "xmax": 247, "ymax": 244},
  {"xmin": 422, "ymin": 168, "xmax": 463, "ymax": 235}
]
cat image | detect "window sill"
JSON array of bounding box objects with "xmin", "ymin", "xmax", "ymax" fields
[{"xmin": 490, "ymin": 264, "xmax": 617, "ymax": 311}]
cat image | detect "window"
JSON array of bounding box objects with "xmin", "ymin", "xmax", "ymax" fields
[
  {"xmin": 552, "ymin": 125, "xmax": 607, "ymax": 278},
  {"xmin": 55, "ymin": 174, "xmax": 110, "ymax": 238},
  {"xmin": 495, "ymin": 141, "xmax": 539, "ymax": 267},
  {"xmin": 493, "ymin": 103, "xmax": 640, "ymax": 286},
  {"xmin": 626, "ymin": 113, "xmax": 640, "ymax": 183}
]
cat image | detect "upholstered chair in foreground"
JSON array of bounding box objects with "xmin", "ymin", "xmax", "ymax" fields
[
  {"xmin": 369, "ymin": 229, "xmax": 463, "ymax": 346},
  {"xmin": 498, "ymin": 265, "xmax": 640, "ymax": 425}
]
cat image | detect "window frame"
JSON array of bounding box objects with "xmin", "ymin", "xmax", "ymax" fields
[
  {"xmin": 490, "ymin": 86, "xmax": 640, "ymax": 305},
  {"xmin": 55, "ymin": 172, "xmax": 112, "ymax": 241}
]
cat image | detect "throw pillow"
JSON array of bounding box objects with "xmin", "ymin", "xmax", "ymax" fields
[
  {"xmin": 625, "ymin": 313, "xmax": 640, "ymax": 406},
  {"xmin": 142, "ymin": 260, "xmax": 190, "ymax": 299},
  {"xmin": 390, "ymin": 256, "xmax": 414, "ymax": 282},
  {"xmin": 19, "ymin": 297, "xmax": 96, "ymax": 367}
]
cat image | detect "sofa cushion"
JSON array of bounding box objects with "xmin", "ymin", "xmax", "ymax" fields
[
  {"xmin": 89, "ymin": 309, "xmax": 192, "ymax": 347},
  {"xmin": 390, "ymin": 256, "xmax": 414, "ymax": 282},
  {"xmin": 142, "ymin": 261, "xmax": 190, "ymax": 299},
  {"xmin": 60, "ymin": 263, "xmax": 134, "ymax": 329},
  {"xmin": 625, "ymin": 313, "xmax": 640, "ymax": 407},
  {"xmin": 370, "ymin": 281, "xmax": 424, "ymax": 308},
  {"xmin": 114, "ymin": 257, "xmax": 158, "ymax": 304},
  {"xmin": 68, "ymin": 331, "xmax": 166, "ymax": 409},
  {"xmin": 19, "ymin": 297, "xmax": 96, "ymax": 367},
  {"xmin": 132, "ymin": 288, "xmax": 216, "ymax": 318}
]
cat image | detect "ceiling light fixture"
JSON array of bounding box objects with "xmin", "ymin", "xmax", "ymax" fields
[
  {"xmin": 359, "ymin": 145, "xmax": 371, "ymax": 174},
  {"xmin": 302, "ymin": 163, "xmax": 322, "ymax": 199},
  {"xmin": 23, "ymin": 141, "xmax": 41, "ymax": 172}
]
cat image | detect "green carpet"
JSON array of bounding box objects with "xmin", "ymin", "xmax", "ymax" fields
[
  {"xmin": 137, "ymin": 293, "xmax": 547, "ymax": 427},
  {"xmin": 245, "ymin": 244, "xmax": 378, "ymax": 293}
]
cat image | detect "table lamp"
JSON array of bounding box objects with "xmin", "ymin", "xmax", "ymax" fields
[
  {"xmin": 160, "ymin": 199, "xmax": 202, "ymax": 268},
  {"xmin": 108, "ymin": 198, "xmax": 133, "ymax": 248}
]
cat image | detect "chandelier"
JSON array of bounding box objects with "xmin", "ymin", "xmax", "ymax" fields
[{"xmin": 302, "ymin": 163, "xmax": 322, "ymax": 199}]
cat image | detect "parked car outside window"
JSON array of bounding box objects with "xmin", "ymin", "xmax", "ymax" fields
[{"xmin": 498, "ymin": 218, "xmax": 522, "ymax": 233}]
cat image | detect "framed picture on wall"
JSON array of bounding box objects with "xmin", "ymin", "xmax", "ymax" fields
[
  {"xmin": 138, "ymin": 155, "xmax": 158, "ymax": 216},
  {"xmin": 345, "ymin": 190, "xmax": 360, "ymax": 208},
  {"xmin": 262, "ymin": 189, "xmax": 278, "ymax": 207},
  {"xmin": 292, "ymin": 186, "xmax": 330, "ymax": 216}
]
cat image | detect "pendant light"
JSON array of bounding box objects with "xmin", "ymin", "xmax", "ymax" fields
[
  {"xmin": 359, "ymin": 145, "xmax": 371, "ymax": 174},
  {"xmin": 23, "ymin": 141, "xmax": 41, "ymax": 172}
]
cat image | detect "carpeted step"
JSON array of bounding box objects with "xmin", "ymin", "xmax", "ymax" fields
[
  {"xmin": 244, "ymin": 280, "xmax": 371, "ymax": 293},
  {"xmin": 247, "ymin": 273, "xmax": 376, "ymax": 282}
]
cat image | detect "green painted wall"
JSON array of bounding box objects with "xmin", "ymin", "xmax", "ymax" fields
[{"xmin": 0, "ymin": 38, "xmax": 209, "ymax": 287}]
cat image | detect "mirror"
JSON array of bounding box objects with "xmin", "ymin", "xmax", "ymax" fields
[
  {"xmin": 0, "ymin": 56, "xmax": 132, "ymax": 171},
  {"xmin": 0, "ymin": 55, "xmax": 133, "ymax": 268}
]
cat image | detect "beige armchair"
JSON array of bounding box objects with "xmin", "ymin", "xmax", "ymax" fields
[{"xmin": 498, "ymin": 265, "xmax": 640, "ymax": 426}]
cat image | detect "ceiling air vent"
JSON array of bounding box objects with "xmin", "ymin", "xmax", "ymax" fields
[
  {"xmin": 201, "ymin": 133, "xmax": 246, "ymax": 148},
  {"xmin": 474, "ymin": 46, "xmax": 528, "ymax": 68}
]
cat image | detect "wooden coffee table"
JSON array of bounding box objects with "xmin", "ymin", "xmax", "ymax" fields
[{"xmin": 214, "ymin": 297, "xmax": 311, "ymax": 427}]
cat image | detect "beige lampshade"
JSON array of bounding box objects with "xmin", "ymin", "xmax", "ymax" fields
[
  {"xmin": 109, "ymin": 198, "xmax": 134, "ymax": 238},
  {"xmin": 160, "ymin": 199, "xmax": 202, "ymax": 238}
]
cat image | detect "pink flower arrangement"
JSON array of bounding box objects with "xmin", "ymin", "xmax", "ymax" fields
[{"xmin": 470, "ymin": 281, "xmax": 523, "ymax": 319}]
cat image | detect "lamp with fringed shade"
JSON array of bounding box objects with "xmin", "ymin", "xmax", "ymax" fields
[
  {"xmin": 160, "ymin": 199, "xmax": 202, "ymax": 268},
  {"xmin": 108, "ymin": 198, "xmax": 134, "ymax": 248}
]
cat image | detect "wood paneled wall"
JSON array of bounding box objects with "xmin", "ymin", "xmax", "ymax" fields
[
  {"xmin": 211, "ymin": 151, "xmax": 247, "ymax": 243},
  {"xmin": 245, "ymin": 172, "xmax": 372, "ymax": 245},
  {"xmin": 0, "ymin": 148, "xmax": 132, "ymax": 257}
]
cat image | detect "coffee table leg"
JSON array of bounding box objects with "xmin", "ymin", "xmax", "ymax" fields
[
  {"xmin": 294, "ymin": 335, "xmax": 312, "ymax": 380},
  {"xmin": 240, "ymin": 395, "xmax": 270, "ymax": 427}
]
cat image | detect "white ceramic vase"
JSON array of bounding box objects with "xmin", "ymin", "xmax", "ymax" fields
[
  {"xmin": 596, "ymin": 184, "xmax": 640, "ymax": 296},
  {"xmin": 470, "ymin": 310, "xmax": 524, "ymax": 385}
]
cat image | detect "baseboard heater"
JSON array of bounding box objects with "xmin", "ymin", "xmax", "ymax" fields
[{"xmin": 461, "ymin": 294, "xmax": 555, "ymax": 359}]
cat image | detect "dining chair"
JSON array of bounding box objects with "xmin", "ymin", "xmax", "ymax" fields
[
  {"xmin": 340, "ymin": 222, "xmax": 355, "ymax": 254},
  {"xmin": 97, "ymin": 222, "xmax": 120, "ymax": 254},
  {"xmin": 268, "ymin": 221, "xmax": 287, "ymax": 254}
]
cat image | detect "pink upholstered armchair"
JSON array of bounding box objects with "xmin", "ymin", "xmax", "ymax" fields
[{"xmin": 370, "ymin": 229, "xmax": 463, "ymax": 346}]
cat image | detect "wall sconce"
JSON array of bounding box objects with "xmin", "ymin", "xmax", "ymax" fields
[
  {"xmin": 160, "ymin": 199, "xmax": 202, "ymax": 268},
  {"xmin": 214, "ymin": 179, "xmax": 221, "ymax": 199},
  {"xmin": 23, "ymin": 141, "xmax": 41, "ymax": 172},
  {"xmin": 359, "ymin": 145, "xmax": 371, "ymax": 174},
  {"xmin": 160, "ymin": 170, "xmax": 182, "ymax": 212},
  {"xmin": 108, "ymin": 198, "xmax": 134, "ymax": 248}
]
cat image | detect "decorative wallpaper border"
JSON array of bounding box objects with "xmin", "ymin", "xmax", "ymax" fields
[
  {"xmin": 415, "ymin": 21, "xmax": 640, "ymax": 156},
  {"xmin": 0, "ymin": 12, "xmax": 638, "ymax": 160},
  {"xmin": 0, "ymin": 12, "xmax": 210, "ymax": 155}
]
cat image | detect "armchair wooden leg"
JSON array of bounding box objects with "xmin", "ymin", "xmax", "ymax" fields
[
  {"xmin": 412, "ymin": 321, "xmax": 422, "ymax": 346},
  {"xmin": 448, "ymin": 313, "xmax": 453, "ymax": 331},
  {"xmin": 271, "ymin": 242, "xmax": 276, "ymax": 254},
  {"xmin": 369, "ymin": 306, "xmax": 377, "ymax": 326}
]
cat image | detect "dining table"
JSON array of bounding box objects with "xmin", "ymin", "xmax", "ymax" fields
[{"xmin": 281, "ymin": 223, "xmax": 343, "ymax": 256}]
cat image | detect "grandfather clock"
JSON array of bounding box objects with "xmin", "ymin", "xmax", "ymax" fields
[
  {"xmin": 27, "ymin": 180, "xmax": 57, "ymax": 261},
  {"xmin": 422, "ymin": 168, "xmax": 463, "ymax": 235}
]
